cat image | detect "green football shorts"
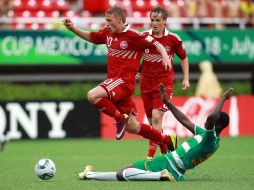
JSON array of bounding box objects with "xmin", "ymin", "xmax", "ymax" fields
[{"xmin": 133, "ymin": 155, "xmax": 184, "ymax": 181}]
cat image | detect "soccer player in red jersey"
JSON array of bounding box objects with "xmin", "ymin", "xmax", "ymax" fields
[
  {"xmin": 140, "ymin": 7, "xmax": 190, "ymax": 159},
  {"xmin": 63, "ymin": 6, "xmax": 177, "ymax": 148}
]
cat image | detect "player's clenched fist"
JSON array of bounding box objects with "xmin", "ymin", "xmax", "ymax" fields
[{"xmin": 62, "ymin": 18, "xmax": 74, "ymax": 31}]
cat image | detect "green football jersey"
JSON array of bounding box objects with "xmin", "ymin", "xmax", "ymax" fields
[
  {"xmin": 133, "ymin": 125, "xmax": 220, "ymax": 181},
  {"xmin": 167, "ymin": 125, "xmax": 220, "ymax": 173}
]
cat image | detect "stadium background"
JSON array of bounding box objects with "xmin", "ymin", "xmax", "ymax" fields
[{"xmin": 0, "ymin": 1, "xmax": 254, "ymax": 189}]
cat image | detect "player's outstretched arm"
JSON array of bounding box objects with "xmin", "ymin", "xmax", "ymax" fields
[
  {"xmin": 62, "ymin": 18, "xmax": 93, "ymax": 43},
  {"xmin": 205, "ymin": 88, "xmax": 233, "ymax": 130},
  {"xmin": 159, "ymin": 84, "xmax": 195, "ymax": 134}
]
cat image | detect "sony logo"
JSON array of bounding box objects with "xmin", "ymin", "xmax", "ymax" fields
[{"xmin": 0, "ymin": 102, "xmax": 74, "ymax": 140}]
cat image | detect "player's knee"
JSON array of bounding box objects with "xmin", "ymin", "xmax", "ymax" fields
[
  {"xmin": 116, "ymin": 170, "xmax": 126, "ymax": 181},
  {"xmin": 87, "ymin": 90, "xmax": 96, "ymax": 103},
  {"xmin": 152, "ymin": 112, "xmax": 163, "ymax": 128}
]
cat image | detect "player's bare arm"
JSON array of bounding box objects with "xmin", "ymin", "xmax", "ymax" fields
[
  {"xmin": 205, "ymin": 88, "xmax": 233, "ymax": 130},
  {"xmin": 159, "ymin": 84, "xmax": 195, "ymax": 134},
  {"xmin": 62, "ymin": 18, "xmax": 93, "ymax": 43},
  {"xmin": 181, "ymin": 57, "xmax": 190, "ymax": 90},
  {"xmin": 155, "ymin": 43, "xmax": 172, "ymax": 71}
]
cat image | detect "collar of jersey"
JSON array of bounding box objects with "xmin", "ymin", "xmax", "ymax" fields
[
  {"xmin": 122, "ymin": 24, "xmax": 131, "ymax": 32},
  {"xmin": 148, "ymin": 28, "xmax": 169, "ymax": 36}
]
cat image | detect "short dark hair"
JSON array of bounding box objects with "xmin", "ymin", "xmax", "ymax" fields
[
  {"xmin": 106, "ymin": 6, "xmax": 126, "ymax": 23},
  {"xmin": 150, "ymin": 7, "xmax": 168, "ymax": 20},
  {"xmin": 218, "ymin": 112, "xmax": 230, "ymax": 129}
]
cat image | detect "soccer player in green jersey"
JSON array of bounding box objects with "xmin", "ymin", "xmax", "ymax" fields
[{"xmin": 78, "ymin": 84, "xmax": 233, "ymax": 182}]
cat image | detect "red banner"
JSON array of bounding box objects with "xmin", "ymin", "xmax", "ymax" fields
[{"xmin": 101, "ymin": 96, "xmax": 254, "ymax": 139}]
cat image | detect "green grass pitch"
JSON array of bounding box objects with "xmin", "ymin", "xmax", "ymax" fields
[{"xmin": 0, "ymin": 137, "xmax": 254, "ymax": 190}]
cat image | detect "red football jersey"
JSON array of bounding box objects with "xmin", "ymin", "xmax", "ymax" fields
[
  {"xmin": 141, "ymin": 29, "xmax": 187, "ymax": 78},
  {"xmin": 90, "ymin": 24, "xmax": 158, "ymax": 92}
]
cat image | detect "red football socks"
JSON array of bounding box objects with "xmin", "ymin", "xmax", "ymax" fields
[
  {"xmin": 147, "ymin": 139, "xmax": 158, "ymax": 158},
  {"xmin": 138, "ymin": 123, "xmax": 171, "ymax": 144},
  {"xmin": 94, "ymin": 98, "xmax": 124, "ymax": 122},
  {"xmin": 159, "ymin": 143, "xmax": 168, "ymax": 154}
]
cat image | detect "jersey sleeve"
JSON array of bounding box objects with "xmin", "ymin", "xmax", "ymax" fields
[
  {"xmin": 195, "ymin": 125, "xmax": 218, "ymax": 144},
  {"xmin": 174, "ymin": 36, "xmax": 187, "ymax": 60},
  {"xmin": 90, "ymin": 28, "xmax": 107, "ymax": 44},
  {"xmin": 133, "ymin": 34, "xmax": 159, "ymax": 50},
  {"xmin": 194, "ymin": 125, "xmax": 206, "ymax": 135}
]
